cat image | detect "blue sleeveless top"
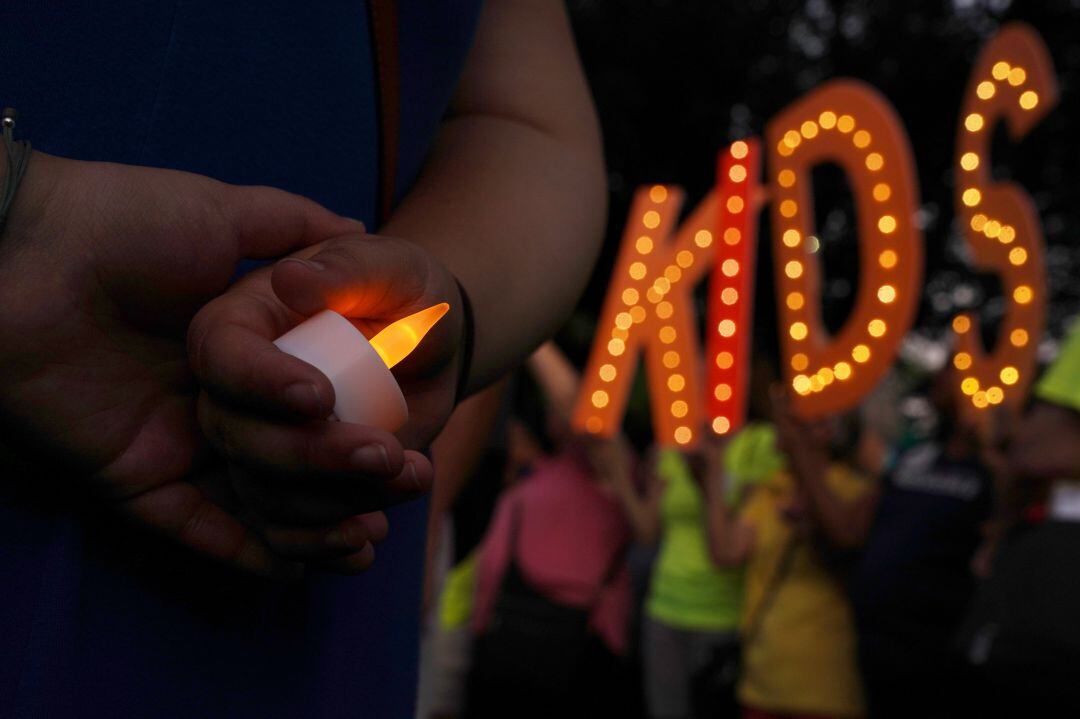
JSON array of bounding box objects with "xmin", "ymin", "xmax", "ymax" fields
[{"xmin": 0, "ymin": 2, "xmax": 481, "ymax": 716}]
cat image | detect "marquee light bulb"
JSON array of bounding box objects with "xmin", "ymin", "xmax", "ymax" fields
[{"xmin": 274, "ymin": 302, "xmax": 450, "ymax": 432}]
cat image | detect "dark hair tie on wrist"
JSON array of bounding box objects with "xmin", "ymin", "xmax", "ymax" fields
[
  {"xmin": 453, "ymin": 276, "xmax": 476, "ymax": 405},
  {"xmin": 0, "ymin": 107, "xmax": 31, "ymax": 239}
]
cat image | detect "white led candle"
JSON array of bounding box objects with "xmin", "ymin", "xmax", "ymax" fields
[{"xmin": 274, "ymin": 303, "xmax": 449, "ymax": 432}]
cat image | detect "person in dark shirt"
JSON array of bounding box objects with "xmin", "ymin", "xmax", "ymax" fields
[
  {"xmin": 851, "ymin": 371, "xmax": 995, "ymax": 718},
  {"xmin": 0, "ymin": 2, "xmax": 605, "ymax": 716}
]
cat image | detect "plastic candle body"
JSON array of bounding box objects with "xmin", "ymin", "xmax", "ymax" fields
[{"xmin": 274, "ymin": 303, "xmax": 449, "ymax": 432}]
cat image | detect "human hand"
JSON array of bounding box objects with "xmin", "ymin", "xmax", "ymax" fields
[
  {"xmin": 188, "ymin": 234, "xmax": 466, "ymax": 568},
  {"xmin": 0, "ymin": 150, "xmax": 363, "ymax": 576},
  {"xmin": 770, "ymin": 384, "xmax": 828, "ymax": 475}
]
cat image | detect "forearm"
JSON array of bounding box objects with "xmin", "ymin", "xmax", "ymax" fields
[
  {"xmin": 381, "ymin": 0, "xmax": 606, "ymax": 396},
  {"xmin": 614, "ymin": 481, "xmax": 660, "ymax": 545},
  {"xmin": 526, "ymin": 342, "xmax": 581, "ymax": 428},
  {"xmin": 794, "ymin": 458, "xmax": 870, "ymax": 548},
  {"xmin": 383, "ymin": 117, "xmax": 604, "ymax": 393},
  {"xmin": 701, "ymin": 459, "xmax": 748, "ymax": 566}
]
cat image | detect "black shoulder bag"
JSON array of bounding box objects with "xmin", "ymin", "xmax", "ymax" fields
[
  {"xmin": 691, "ymin": 536, "xmax": 800, "ymax": 719},
  {"xmin": 466, "ymin": 501, "xmax": 627, "ymax": 714}
]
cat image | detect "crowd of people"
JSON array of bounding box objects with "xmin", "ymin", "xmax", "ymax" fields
[{"xmin": 417, "ymin": 328, "xmax": 1080, "ymax": 719}]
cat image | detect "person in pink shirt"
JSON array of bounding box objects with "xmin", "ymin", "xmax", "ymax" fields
[
  {"xmin": 465, "ymin": 343, "xmax": 633, "ymax": 717},
  {"xmin": 473, "ymin": 443, "xmax": 632, "ymax": 655}
]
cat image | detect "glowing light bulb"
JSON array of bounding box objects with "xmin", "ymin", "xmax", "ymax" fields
[{"xmin": 370, "ymin": 303, "xmax": 450, "ymax": 369}]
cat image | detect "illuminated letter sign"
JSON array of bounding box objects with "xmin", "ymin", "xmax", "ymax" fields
[
  {"xmin": 572, "ymin": 189, "xmax": 716, "ymax": 447},
  {"xmin": 767, "ymin": 80, "xmax": 923, "ymax": 418},
  {"xmin": 951, "ymin": 23, "xmax": 1057, "ymax": 417},
  {"xmin": 706, "ymin": 139, "xmax": 763, "ymax": 435}
]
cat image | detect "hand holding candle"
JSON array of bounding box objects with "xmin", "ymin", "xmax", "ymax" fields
[
  {"xmin": 273, "ymin": 303, "xmax": 450, "ymax": 432},
  {"xmin": 189, "ymin": 234, "xmax": 466, "ymax": 571}
]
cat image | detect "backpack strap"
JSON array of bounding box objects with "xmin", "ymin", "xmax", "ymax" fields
[
  {"xmin": 741, "ymin": 536, "xmax": 799, "ymax": 644},
  {"xmin": 366, "ymin": 0, "xmax": 400, "ymax": 224}
]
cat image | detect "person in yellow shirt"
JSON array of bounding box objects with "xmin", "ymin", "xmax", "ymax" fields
[{"xmin": 702, "ymin": 388, "xmax": 878, "ymax": 719}]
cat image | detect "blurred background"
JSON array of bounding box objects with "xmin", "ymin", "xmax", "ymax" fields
[
  {"xmin": 558, "ymin": 0, "xmax": 1079, "ymax": 440},
  {"xmin": 420, "ymin": 4, "xmax": 1080, "ymax": 718}
]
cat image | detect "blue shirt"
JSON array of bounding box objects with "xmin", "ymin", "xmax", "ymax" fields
[{"xmin": 0, "ymin": 2, "xmax": 481, "ymax": 716}]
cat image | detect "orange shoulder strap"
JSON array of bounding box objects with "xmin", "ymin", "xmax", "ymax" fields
[{"xmin": 366, "ymin": 0, "xmax": 399, "ymax": 224}]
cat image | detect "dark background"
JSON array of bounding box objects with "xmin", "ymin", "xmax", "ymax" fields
[{"xmin": 557, "ymin": 0, "xmax": 1080, "ymax": 436}]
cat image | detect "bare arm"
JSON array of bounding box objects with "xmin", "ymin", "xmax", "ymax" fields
[
  {"xmin": 773, "ymin": 392, "xmax": 877, "ymax": 549},
  {"xmin": 382, "ymin": 0, "xmax": 606, "ymax": 395},
  {"xmin": 596, "ymin": 440, "xmax": 662, "ymax": 546},
  {"xmin": 424, "ymin": 379, "xmax": 509, "ymax": 608},
  {"xmin": 525, "ymin": 341, "xmax": 581, "ymax": 437},
  {"xmin": 697, "ymin": 438, "xmax": 755, "ymax": 567}
]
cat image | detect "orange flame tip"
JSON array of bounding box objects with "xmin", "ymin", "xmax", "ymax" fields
[{"xmin": 369, "ymin": 302, "xmax": 450, "ymax": 369}]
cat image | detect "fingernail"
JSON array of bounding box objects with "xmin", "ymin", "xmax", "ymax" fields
[
  {"xmin": 340, "ymin": 519, "xmax": 369, "ymax": 551},
  {"xmin": 361, "ymin": 514, "xmax": 390, "ymax": 543},
  {"xmin": 351, "ymin": 444, "xmax": 391, "ymax": 473},
  {"xmin": 283, "ymin": 382, "xmax": 323, "ymax": 414},
  {"xmin": 406, "ymin": 460, "xmax": 422, "ymax": 492},
  {"xmin": 280, "ymin": 257, "xmax": 325, "ymax": 272}
]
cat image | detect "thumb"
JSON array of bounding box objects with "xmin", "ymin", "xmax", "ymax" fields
[
  {"xmin": 220, "ymin": 184, "xmax": 364, "ymax": 261},
  {"xmin": 270, "ymin": 235, "xmax": 431, "ymax": 320}
]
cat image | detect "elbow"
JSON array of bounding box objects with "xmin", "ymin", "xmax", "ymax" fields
[
  {"xmin": 706, "ymin": 540, "xmax": 746, "ymax": 569},
  {"xmin": 825, "ymin": 524, "xmax": 868, "ymax": 550},
  {"xmin": 637, "ymin": 521, "xmax": 660, "ymax": 548}
]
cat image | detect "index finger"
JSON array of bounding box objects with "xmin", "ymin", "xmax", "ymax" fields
[{"xmin": 188, "ymin": 279, "xmax": 335, "ymax": 419}]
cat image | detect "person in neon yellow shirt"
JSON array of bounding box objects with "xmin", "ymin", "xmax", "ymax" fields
[{"xmin": 605, "ymin": 422, "xmax": 783, "ymax": 718}]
